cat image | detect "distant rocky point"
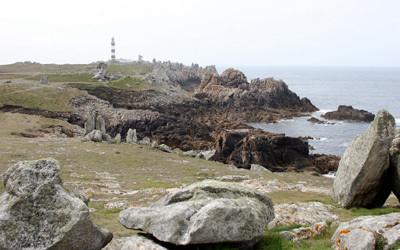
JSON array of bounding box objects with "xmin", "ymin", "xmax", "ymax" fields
[{"xmin": 322, "ymin": 105, "xmax": 375, "ymax": 122}]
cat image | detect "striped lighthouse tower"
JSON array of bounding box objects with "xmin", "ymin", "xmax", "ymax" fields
[{"xmin": 111, "ymin": 37, "xmax": 116, "ymax": 60}]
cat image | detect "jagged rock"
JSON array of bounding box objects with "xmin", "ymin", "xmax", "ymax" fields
[
  {"xmin": 92, "ymin": 62, "xmax": 108, "ymax": 80},
  {"xmin": 214, "ymin": 131, "xmax": 311, "ymax": 171},
  {"xmin": 119, "ymin": 180, "xmax": 274, "ymax": 245},
  {"xmin": 322, "ymin": 105, "xmax": 375, "ymax": 122},
  {"xmin": 138, "ymin": 137, "xmax": 151, "ymax": 145},
  {"xmin": 151, "ymin": 141, "xmax": 159, "ymax": 148},
  {"xmin": 85, "ymin": 114, "xmax": 95, "ymax": 135},
  {"xmin": 250, "ymin": 164, "xmax": 272, "ymax": 172},
  {"xmin": 114, "ymin": 133, "xmax": 121, "ymax": 143},
  {"xmin": 332, "ymin": 109, "xmax": 396, "ymax": 208},
  {"xmin": 203, "ymin": 150, "xmax": 217, "ymax": 161},
  {"xmin": 158, "ymin": 144, "xmax": 172, "ymax": 153},
  {"xmin": 268, "ymin": 202, "xmax": 338, "ymax": 229},
  {"xmin": 95, "ymin": 115, "xmax": 106, "ymax": 134},
  {"xmin": 0, "ymin": 158, "xmax": 113, "ymax": 249},
  {"xmin": 84, "ymin": 129, "xmax": 103, "ymax": 142},
  {"xmin": 102, "ymin": 133, "xmax": 113, "ymax": 143},
  {"xmin": 280, "ymin": 221, "xmax": 327, "ymax": 242},
  {"xmin": 194, "ymin": 150, "xmax": 216, "ymax": 160},
  {"xmin": 39, "ymin": 76, "xmax": 49, "ymax": 84},
  {"xmin": 331, "ymin": 213, "xmax": 400, "ymax": 250},
  {"xmin": 126, "ymin": 128, "xmax": 137, "ymax": 143}
]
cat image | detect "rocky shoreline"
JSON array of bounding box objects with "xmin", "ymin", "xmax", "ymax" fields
[{"xmin": 1, "ymin": 61, "xmax": 342, "ymax": 175}]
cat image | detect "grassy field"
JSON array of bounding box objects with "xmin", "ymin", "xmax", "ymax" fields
[{"xmin": 0, "ymin": 83, "xmax": 86, "ymax": 111}]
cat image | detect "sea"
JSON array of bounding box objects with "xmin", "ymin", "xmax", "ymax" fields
[{"xmin": 217, "ymin": 66, "xmax": 400, "ymax": 156}]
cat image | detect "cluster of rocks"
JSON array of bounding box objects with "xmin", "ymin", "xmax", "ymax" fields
[
  {"xmin": 142, "ymin": 59, "xmax": 217, "ymax": 91},
  {"xmin": 0, "ymin": 158, "xmax": 113, "ymax": 249},
  {"xmin": 91, "ymin": 62, "xmax": 122, "ymax": 82},
  {"xmin": 332, "ymin": 213, "xmax": 400, "ymax": 250},
  {"xmin": 332, "ymin": 109, "xmax": 398, "ymax": 208},
  {"xmin": 322, "ymin": 105, "xmax": 375, "ymax": 122},
  {"xmin": 84, "ymin": 113, "xmax": 113, "ymax": 143}
]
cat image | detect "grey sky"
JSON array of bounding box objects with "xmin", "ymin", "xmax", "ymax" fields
[{"xmin": 1, "ymin": 0, "xmax": 399, "ymax": 67}]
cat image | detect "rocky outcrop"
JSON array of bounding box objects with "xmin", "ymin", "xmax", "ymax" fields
[
  {"xmin": 143, "ymin": 60, "xmax": 217, "ymax": 92},
  {"xmin": 92, "ymin": 62, "xmax": 109, "ymax": 80},
  {"xmin": 212, "ymin": 131, "xmax": 338, "ymax": 174},
  {"xmin": 126, "ymin": 128, "xmax": 137, "ymax": 143},
  {"xmin": 214, "ymin": 131, "xmax": 309, "ymax": 171},
  {"xmin": 0, "ymin": 158, "xmax": 113, "ymax": 249},
  {"xmin": 322, "ymin": 105, "xmax": 375, "ymax": 122},
  {"xmin": 331, "ymin": 213, "xmax": 400, "ymax": 250},
  {"xmin": 119, "ymin": 180, "xmax": 274, "ymax": 246},
  {"xmin": 194, "ymin": 69, "xmax": 318, "ymax": 123},
  {"xmin": 332, "ymin": 109, "xmax": 396, "ymax": 208},
  {"xmin": 85, "ymin": 113, "xmax": 106, "ymax": 135}
]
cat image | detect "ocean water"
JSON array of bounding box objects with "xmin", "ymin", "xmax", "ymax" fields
[{"xmin": 217, "ymin": 66, "xmax": 400, "ymax": 156}]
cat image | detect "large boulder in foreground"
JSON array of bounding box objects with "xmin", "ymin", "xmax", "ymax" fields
[
  {"xmin": 0, "ymin": 158, "xmax": 113, "ymax": 249},
  {"xmin": 331, "ymin": 213, "xmax": 400, "ymax": 250},
  {"xmin": 332, "ymin": 109, "xmax": 396, "ymax": 208},
  {"xmin": 119, "ymin": 180, "xmax": 274, "ymax": 246},
  {"xmin": 322, "ymin": 105, "xmax": 375, "ymax": 122}
]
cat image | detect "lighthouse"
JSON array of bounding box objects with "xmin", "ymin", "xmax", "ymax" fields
[{"xmin": 111, "ymin": 37, "xmax": 116, "ymax": 60}]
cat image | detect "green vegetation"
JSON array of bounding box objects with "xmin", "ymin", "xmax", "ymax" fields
[
  {"xmin": 108, "ymin": 63, "xmax": 151, "ymax": 76},
  {"xmin": 0, "ymin": 62, "xmax": 92, "ymax": 74},
  {"xmin": 0, "ymin": 84, "xmax": 85, "ymax": 111},
  {"xmin": 24, "ymin": 73, "xmax": 94, "ymax": 82}
]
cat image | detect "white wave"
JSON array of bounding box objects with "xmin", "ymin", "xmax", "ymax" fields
[
  {"xmin": 312, "ymin": 137, "xmax": 329, "ymax": 141},
  {"xmin": 396, "ymin": 118, "xmax": 400, "ymax": 126},
  {"xmin": 322, "ymin": 171, "xmax": 336, "ymax": 178},
  {"xmin": 322, "ymin": 171, "xmax": 336, "ymax": 179},
  {"xmin": 342, "ymin": 142, "xmax": 349, "ymax": 147},
  {"xmin": 317, "ymin": 109, "xmax": 333, "ymax": 114}
]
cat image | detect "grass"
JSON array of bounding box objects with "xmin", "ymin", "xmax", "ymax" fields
[
  {"xmin": 0, "ymin": 62, "xmax": 93, "ymax": 74},
  {"xmin": 0, "ymin": 74, "xmax": 28, "ymax": 80},
  {"xmin": 107, "ymin": 63, "xmax": 151, "ymax": 76},
  {"xmin": 24, "ymin": 73, "xmax": 94, "ymax": 82},
  {"xmin": 0, "ymin": 84, "xmax": 86, "ymax": 111}
]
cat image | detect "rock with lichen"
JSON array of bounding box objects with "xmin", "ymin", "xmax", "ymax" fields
[{"xmin": 0, "ymin": 158, "xmax": 113, "ymax": 249}]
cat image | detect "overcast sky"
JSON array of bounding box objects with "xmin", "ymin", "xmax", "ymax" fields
[{"xmin": 1, "ymin": 0, "xmax": 399, "ymax": 67}]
